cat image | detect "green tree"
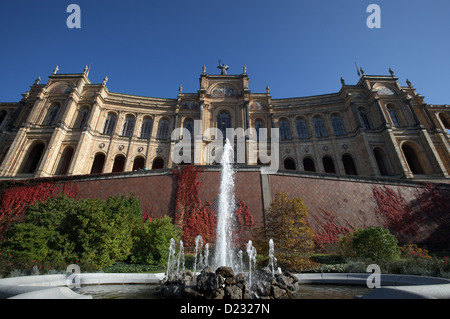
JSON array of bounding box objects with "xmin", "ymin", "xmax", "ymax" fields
[{"xmin": 131, "ymin": 216, "xmax": 181, "ymax": 266}]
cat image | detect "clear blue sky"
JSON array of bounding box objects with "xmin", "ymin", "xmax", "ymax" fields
[{"xmin": 1, "ymin": 0, "xmax": 449, "ymax": 104}]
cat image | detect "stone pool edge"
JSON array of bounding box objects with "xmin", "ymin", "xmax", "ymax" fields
[{"xmin": 1, "ymin": 273, "xmax": 449, "ymax": 299}]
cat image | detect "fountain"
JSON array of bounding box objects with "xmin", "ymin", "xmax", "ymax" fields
[
  {"xmin": 214, "ymin": 139, "xmax": 237, "ymax": 271},
  {"xmin": 156, "ymin": 139, "xmax": 299, "ymax": 299}
]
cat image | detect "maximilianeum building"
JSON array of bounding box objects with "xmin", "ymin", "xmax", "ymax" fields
[{"xmin": 0, "ymin": 64, "xmax": 449, "ymax": 181}]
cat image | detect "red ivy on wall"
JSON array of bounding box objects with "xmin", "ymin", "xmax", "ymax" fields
[
  {"xmin": 172, "ymin": 166, "xmax": 254, "ymax": 250},
  {"xmin": 0, "ymin": 181, "xmax": 77, "ymax": 240},
  {"xmin": 372, "ymin": 185, "xmax": 426, "ymax": 244},
  {"xmin": 313, "ymin": 210, "xmax": 353, "ymax": 250}
]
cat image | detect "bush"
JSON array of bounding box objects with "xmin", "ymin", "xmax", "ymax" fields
[
  {"xmin": 130, "ymin": 216, "xmax": 181, "ymax": 266},
  {"xmin": 1, "ymin": 193, "xmax": 142, "ymax": 272},
  {"xmin": 350, "ymin": 227, "xmax": 401, "ymax": 262}
]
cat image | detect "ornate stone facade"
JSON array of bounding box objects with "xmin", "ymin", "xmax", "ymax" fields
[{"xmin": 0, "ymin": 65, "xmax": 449, "ymax": 180}]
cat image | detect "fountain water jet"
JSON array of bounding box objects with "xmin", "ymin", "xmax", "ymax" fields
[{"xmin": 213, "ymin": 138, "xmax": 237, "ymax": 271}]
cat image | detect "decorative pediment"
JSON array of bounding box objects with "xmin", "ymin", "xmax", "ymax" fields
[
  {"xmin": 211, "ymin": 84, "xmax": 238, "ymax": 98},
  {"xmin": 49, "ymin": 82, "xmax": 72, "ymax": 95},
  {"xmin": 181, "ymin": 100, "xmax": 199, "ymax": 110},
  {"xmin": 374, "ymin": 85, "xmax": 396, "ymax": 96},
  {"xmin": 249, "ymin": 100, "xmax": 267, "ymax": 111}
]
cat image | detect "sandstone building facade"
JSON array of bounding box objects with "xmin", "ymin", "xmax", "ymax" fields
[{"xmin": 0, "ymin": 65, "xmax": 449, "ymax": 180}]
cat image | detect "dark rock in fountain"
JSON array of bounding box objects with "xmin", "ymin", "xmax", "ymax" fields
[{"xmin": 155, "ymin": 266, "xmax": 299, "ymax": 299}]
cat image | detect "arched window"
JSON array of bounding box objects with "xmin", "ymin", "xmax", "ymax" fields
[
  {"xmin": 140, "ymin": 117, "xmax": 153, "ymax": 139},
  {"xmin": 402, "ymin": 143, "xmax": 425, "ymax": 174},
  {"xmin": 373, "ymin": 147, "xmax": 389, "ymax": 176},
  {"xmin": 132, "ymin": 156, "xmax": 146, "ymax": 171},
  {"xmin": 20, "ymin": 142, "xmax": 46, "ymax": 174},
  {"xmin": 439, "ymin": 113, "xmax": 450, "ymax": 134},
  {"xmin": 183, "ymin": 118, "xmax": 194, "ymax": 139},
  {"xmin": 303, "ymin": 157, "xmax": 316, "ymax": 172},
  {"xmin": 295, "ymin": 118, "xmax": 309, "ymax": 139},
  {"xmin": 278, "ymin": 119, "xmax": 292, "ymax": 140},
  {"xmin": 358, "ymin": 109, "xmax": 372, "ymax": 130},
  {"xmin": 314, "ymin": 117, "xmax": 328, "ymax": 138},
  {"xmin": 55, "ymin": 146, "xmax": 74, "ymax": 175},
  {"xmin": 284, "ymin": 158, "xmax": 296, "ymax": 170},
  {"xmin": 103, "ymin": 112, "xmax": 117, "ymax": 135},
  {"xmin": 112, "ymin": 154, "xmax": 126, "ymax": 173},
  {"xmin": 0, "ymin": 110, "xmax": 7, "ymax": 126},
  {"xmin": 75, "ymin": 106, "xmax": 90, "ymax": 129},
  {"xmin": 254, "ymin": 119, "xmax": 265, "ymax": 140},
  {"xmin": 90, "ymin": 153, "xmax": 106, "ymax": 174},
  {"xmin": 387, "ymin": 105, "xmax": 401, "ymax": 127},
  {"xmin": 152, "ymin": 157, "xmax": 164, "ymax": 169},
  {"xmin": 342, "ymin": 154, "xmax": 357, "ymax": 175},
  {"xmin": 322, "ymin": 156, "xmax": 336, "ymax": 173},
  {"xmin": 331, "ymin": 115, "xmax": 346, "ymax": 136},
  {"xmin": 157, "ymin": 118, "xmax": 170, "ymax": 140},
  {"xmin": 217, "ymin": 111, "xmax": 231, "ymax": 138},
  {"xmin": 44, "ymin": 103, "xmax": 60, "ymax": 126},
  {"xmin": 122, "ymin": 115, "xmax": 136, "ymax": 137}
]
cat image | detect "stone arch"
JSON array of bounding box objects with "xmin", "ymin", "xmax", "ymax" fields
[
  {"xmin": 438, "ymin": 112, "xmax": 450, "ymax": 133},
  {"xmin": 132, "ymin": 155, "xmax": 146, "ymax": 171},
  {"xmin": 55, "ymin": 146, "xmax": 74, "ymax": 175},
  {"xmin": 303, "ymin": 157, "xmax": 316, "ymax": 172},
  {"xmin": 373, "ymin": 147, "xmax": 390, "ymax": 176},
  {"xmin": 112, "ymin": 154, "xmax": 126, "ymax": 173},
  {"xmin": 342, "ymin": 153, "xmax": 358, "ymax": 175},
  {"xmin": 152, "ymin": 156, "xmax": 165, "ymax": 169},
  {"xmin": 401, "ymin": 141, "xmax": 426, "ymax": 175},
  {"xmin": 20, "ymin": 141, "xmax": 46, "ymax": 174},
  {"xmin": 283, "ymin": 157, "xmax": 296, "ymax": 170},
  {"xmin": 90, "ymin": 152, "xmax": 106, "ymax": 174},
  {"xmin": 322, "ymin": 155, "xmax": 336, "ymax": 174},
  {"xmin": 0, "ymin": 110, "xmax": 7, "ymax": 126}
]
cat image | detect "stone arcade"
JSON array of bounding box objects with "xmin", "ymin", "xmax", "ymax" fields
[{"xmin": 0, "ymin": 63, "xmax": 449, "ymax": 180}]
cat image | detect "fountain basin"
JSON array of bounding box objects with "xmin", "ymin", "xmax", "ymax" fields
[{"xmin": 1, "ymin": 272, "xmax": 450, "ymax": 299}]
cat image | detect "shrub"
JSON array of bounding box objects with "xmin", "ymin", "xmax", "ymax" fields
[
  {"xmin": 401, "ymin": 244, "xmax": 432, "ymax": 260},
  {"xmin": 351, "ymin": 227, "xmax": 401, "ymax": 262},
  {"xmin": 130, "ymin": 216, "xmax": 181, "ymax": 266},
  {"xmin": 255, "ymin": 192, "xmax": 315, "ymax": 271},
  {"xmin": 1, "ymin": 193, "xmax": 142, "ymax": 272}
]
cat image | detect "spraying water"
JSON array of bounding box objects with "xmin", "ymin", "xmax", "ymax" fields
[
  {"xmin": 269, "ymin": 239, "xmax": 277, "ymax": 277},
  {"xmin": 166, "ymin": 238, "xmax": 176, "ymax": 280},
  {"xmin": 246, "ymin": 240, "xmax": 257, "ymax": 289},
  {"xmin": 176, "ymin": 240, "xmax": 185, "ymax": 276},
  {"xmin": 193, "ymin": 235, "xmax": 204, "ymax": 275},
  {"xmin": 214, "ymin": 139, "xmax": 236, "ymax": 270}
]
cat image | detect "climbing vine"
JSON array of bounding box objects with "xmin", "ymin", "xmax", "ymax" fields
[
  {"xmin": 172, "ymin": 165, "xmax": 254, "ymax": 250},
  {"xmin": 0, "ymin": 180, "xmax": 77, "ymax": 240}
]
